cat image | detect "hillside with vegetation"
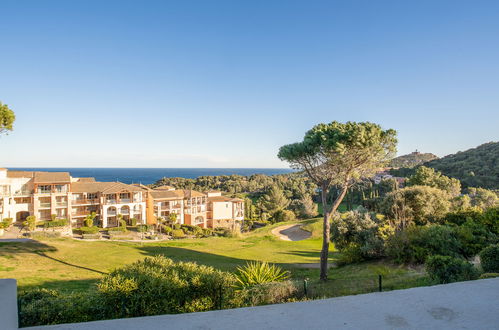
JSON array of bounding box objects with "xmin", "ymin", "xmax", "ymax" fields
[
  {"xmin": 424, "ymin": 142, "xmax": 499, "ymax": 189},
  {"xmin": 389, "ymin": 151, "xmax": 438, "ymax": 168}
]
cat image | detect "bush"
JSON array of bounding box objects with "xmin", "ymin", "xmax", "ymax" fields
[
  {"xmin": 202, "ymin": 228, "xmax": 213, "ymax": 236},
  {"xmin": 386, "ymin": 225, "xmax": 462, "ymax": 264},
  {"xmin": 331, "ymin": 211, "xmax": 389, "ymax": 262},
  {"xmin": 119, "ymin": 219, "xmax": 127, "ymax": 229},
  {"xmin": 29, "ymin": 232, "xmax": 61, "ymax": 239},
  {"xmin": 444, "ymin": 209, "xmax": 483, "ymax": 226},
  {"xmin": 237, "ymin": 281, "xmax": 298, "ymax": 306},
  {"xmin": 479, "ymin": 206, "xmax": 499, "ymax": 235},
  {"xmin": 23, "ymin": 216, "xmax": 37, "ymax": 231},
  {"xmin": 161, "ymin": 225, "xmax": 173, "ymax": 234},
  {"xmin": 235, "ymin": 261, "xmax": 290, "ymax": 288},
  {"xmin": 479, "ymin": 245, "xmax": 499, "ymax": 273},
  {"xmin": 82, "ymin": 233, "xmax": 101, "ymax": 240},
  {"xmin": 455, "ymin": 221, "xmax": 497, "ymax": 258},
  {"xmin": 108, "ymin": 226, "xmax": 127, "ymax": 233},
  {"xmin": 213, "ymin": 228, "xmax": 233, "ymax": 237},
  {"xmin": 173, "ymin": 223, "xmax": 181, "ymax": 230},
  {"xmin": 130, "ymin": 218, "xmax": 138, "ymax": 226},
  {"xmin": 272, "ymin": 210, "xmax": 296, "ymax": 223},
  {"xmin": 43, "ymin": 218, "xmax": 69, "ymax": 229},
  {"xmin": 97, "ymin": 256, "xmax": 235, "ymax": 317},
  {"xmin": 479, "ymin": 272, "xmax": 499, "ymax": 279},
  {"xmin": 79, "ymin": 226, "xmax": 100, "ymax": 234},
  {"xmin": 2, "ymin": 218, "xmax": 13, "ymax": 228},
  {"xmin": 18, "ymin": 289, "xmax": 102, "ymax": 327},
  {"xmin": 425, "ymin": 255, "xmax": 479, "ymax": 284},
  {"xmin": 171, "ymin": 229, "xmax": 186, "ymax": 239}
]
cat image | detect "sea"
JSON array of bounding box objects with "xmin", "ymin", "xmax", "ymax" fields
[{"xmin": 7, "ymin": 168, "xmax": 294, "ymax": 185}]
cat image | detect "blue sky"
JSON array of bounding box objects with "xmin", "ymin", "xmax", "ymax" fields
[{"xmin": 1, "ymin": 0, "xmax": 498, "ymax": 167}]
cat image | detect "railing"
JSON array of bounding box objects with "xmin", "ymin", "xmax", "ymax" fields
[
  {"xmin": 106, "ymin": 200, "xmax": 117, "ymax": 205},
  {"xmin": 56, "ymin": 202, "xmax": 68, "ymax": 207},
  {"xmin": 72, "ymin": 199, "xmax": 99, "ymax": 205},
  {"xmin": 39, "ymin": 202, "xmax": 51, "ymax": 208},
  {"xmin": 14, "ymin": 190, "xmax": 32, "ymax": 196},
  {"xmin": 37, "ymin": 190, "xmax": 52, "ymax": 194},
  {"xmin": 120, "ymin": 199, "xmax": 131, "ymax": 203}
]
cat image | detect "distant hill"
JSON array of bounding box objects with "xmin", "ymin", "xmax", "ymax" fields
[
  {"xmin": 390, "ymin": 151, "xmax": 438, "ymax": 168},
  {"xmin": 424, "ymin": 142, "xmax": 499, "ymax": 189}
]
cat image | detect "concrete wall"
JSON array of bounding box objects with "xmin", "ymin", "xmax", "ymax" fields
[
  {"xmin": 0, "ymin": 278, "xmax": 18, "ymax": 330},
  {"xmin": 211, "ymin": 201, "xmax": 233, "ymax": 220}
]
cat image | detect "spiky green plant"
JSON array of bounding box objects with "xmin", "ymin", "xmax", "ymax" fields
[{"xmin": 235, "ymin": 261, "xmax": 290, "ymax": 288}]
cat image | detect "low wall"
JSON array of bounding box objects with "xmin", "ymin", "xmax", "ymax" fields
[{"xmin": 0, "ymin": 278, "xmax": 18, "ymax": 330}]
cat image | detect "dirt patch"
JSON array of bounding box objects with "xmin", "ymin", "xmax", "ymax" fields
[{"xmin": 271, "ymin": 224, "xmax": 312, "ymax": 241}]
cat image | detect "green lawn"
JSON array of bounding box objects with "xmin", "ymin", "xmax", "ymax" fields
[{"xmin": 0, "ymin": 219, "xmax": 428, "ymax": 297}]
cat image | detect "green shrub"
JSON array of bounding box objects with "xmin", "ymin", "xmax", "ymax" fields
[
  {"xmin": 108, "ymin": 226, "xmax": 127, "ymax": 233},
  {"xmin": 79, "ymin": 226, "xmax": 100, "ymax": 234},
  {"xmin": 97, "ymin": 256, "xmax": 235, "ymax": 317},
  {"xmin": 479, "ymin": 206, "xmax": 499, "ymax": 235},
  {"xmin": 479, "ymin": 244, "xmax": 499, "ymax": 273},
  {"xmin": 479, "ymin": 272, "xmax": 499, "ymax": 279},
  {"xmin": 425, "ymin": 255, "xmax": 479, "ymax": 284},
  {"xmin": 43, "ymin": 218, "xmax": 69, "ymax": 228},
  {"xmin": 202, "ymin": 228, "xmax": 213, "ymax": 236},
  {"xmin": 119, "ymin": 219, "xmax": 127, "ymax": 229},
  {"xmin": 130, "ymin": 218, "xmax": 138, "ymax": 226},
  {"xmin": 171, "ymin": 229, "xmax": 186, "ymax": 239},
  {"xmin": 2, "ymin": 218, "xmax": 13, "ymax": 228},
  {"xmin": 444, "ymin": 209, "xmax": 483, "ymax": 226},
  {"xmin": 237, "ymin": 280, "xmax": 298, "ymax": 306},
  {"xmin": 386, "ymin": 225, "xmax": 462, "ymax": 264},
  {"xmin": 455, "ymin": 221, "xmax": 497, "ymax": 258},
  {"xmin": 82, "ymin": 233, "xmax": 101, "ymax": 240},
  {"xmin": 272, "ymin": 210, "xmax": 296, "ymax": 223},
  {"xmin": 214, "ymin": 228, "xmax": 232, "ymax": 237},
  {"xmin": 161, "ymin": 225, "xmax": 173, "ymax": 234},
  {"xmin": 29, "ymin": 232, "xmax": 61, "ymax": 239},
  {"xmin": 23, "ymin": 216, "xmax": 37, "ymax": 231},
  {"xmin": 18, "ymin": 289, "xmax": 102, "ymax": 327},
  {"xmin": 235, "ymin": 261, "xmax": 290, "ymax": 288},
  {"xmin": 173, "ymin": 223, "xmax": 181, "ymax": 230}
]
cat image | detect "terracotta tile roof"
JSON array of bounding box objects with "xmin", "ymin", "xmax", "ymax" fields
[
  {"xmin": 6, "ymin": 171, "xmax": 34, "ymax": 178},
  {"xmin": 71, "ymin": 182, "xmax": 144, "ymax": 194},
  {"xmin": 150, "ymin": 190, "xmax": 184, "ymax": 200},
  {"xmin": 33, "ymin": 172, "xmax": 71, "ymax": 183},
  {"xmin": 154, "ymin": 185, "xmax": 175, "ymax": 191},
  {"xmin": 75, "ymin": 177, "xmax": 96, "ymax": 183},
  {"xmin": 208, "ymin": 196, "xmax": 244, "ymax": 203},
  {"xmin": 132, "ymin": 183, "xmax": 153, "ymax": 191},
  {"xmin": 182, "ymin": 189, "xmax": 206, "ymax": 198}
]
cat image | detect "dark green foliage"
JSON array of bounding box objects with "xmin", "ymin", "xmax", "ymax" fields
[
  {"xmin": 386, "ymin": 226, "xmax": 462, "ymax": 264},
  {"xmin": 425, "ymin": 255, "xmax": 479, "ymax": 284},
  {"xmin": 444, "ymin": 209, "xmax": 483, "ymax": 226},
  {"xmin": 424, "ymin": 142, "xmax": 499, "ymax": 189},
  {"xmin": 389, "ymin": 151, "xmax": 438, "ymax": 168},
  {"xmin": 479, "ymin": 245, "xmax": 499, "ymax": 273},
  {"xmin": 0, "ymin": 101, "xmax": 15, "ymax": 135},
  {"xmin": 202, "ymin": 228, "xmax": 213, "ymax": 236},
  {"xmin": 479, "ymin": 206, "xmax": 499, "ymax": 235},
  {"xmin": 18, "ymin": 289, "xmax": 102, "ymax": 327},
  {"xmin": 331, "ymin": 211, "xmax": 389, "ymax": 263},
  {"xmin": 407, "ymin": 166, "xmax": 461, "ymax": 196},
  {"xmin": 97, "ymin": 256, "xmax": 236, "ymax": 317},
  {"xmin": 173, "ymin": 223, "xmax": 181, "ymax": 230},
  {"xmin": 213, "ymin": 228, "xmax": 233, "ymax": 237},
  {"xmin": 181, "ymin": 224, "xmax": 203, "ymax": 236},
  {"xmin": 161, "ymin": 225, "xmax": 173, "ymax": 234},
  {"xmin": 454, "ymin": 221, "xmax": 497, "ymax": 258}
]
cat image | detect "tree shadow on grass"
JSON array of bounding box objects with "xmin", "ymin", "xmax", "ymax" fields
[{"xmin": 0, "ymin": 240, "xmax": 106, "ymax": 275}]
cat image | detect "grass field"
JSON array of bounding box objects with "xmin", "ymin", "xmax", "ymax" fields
[{"xmin": 0, "ymin": 219, "xmax": 428, "ymax": 297}]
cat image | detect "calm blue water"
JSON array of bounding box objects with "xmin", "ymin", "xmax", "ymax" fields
[{"xmin": 8, "ymin": 168, "xmax": 294, "ymax": 185}]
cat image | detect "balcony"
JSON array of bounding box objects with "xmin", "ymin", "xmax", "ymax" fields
[
  {"xmin": 14, "ymin": 190, "xmax": 32, "ymax": 196},
  {"xmin": 37, "ymin": 190, "xmax": 52, "ymax": 195},
  {"xmin": 105, "ymin": 200, "xmax": 117, "ymax": 205},
  {"xmin": 119, "ymin": 199, "xmax": 131, "ymax": 203},
  {"xmin": 56, "ymin": 202, "xmax": 68, "ymax": 208},
  {"xmin": 39, "ymin": 202, "xmax": 51, "ymax": 208},
  {"xmin": 72, "ymin": 199, "xmax": 99, "ymax": 205}
]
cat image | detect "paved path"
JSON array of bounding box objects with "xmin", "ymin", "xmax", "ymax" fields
[
  {"xmin": 29, "ymin": 278, "xmax": 499, "ymax": 330},
  {"xmin": 271, "ymin": 224, "xmax": 311, "ymax": 241}
]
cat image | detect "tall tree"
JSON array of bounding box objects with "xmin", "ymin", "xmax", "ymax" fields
[
  {"xmin": 278, "ymin": 121, "xmax": 397, "ymax": 280},
  {"xmin": 259, "ymin": 185, "xmax": 290, "ymax": 217},
  {"xmin": 407, "ymin": 166, "xmax": 461, "ymax": 196},
  {"xmin": 0, "ymin": 102, "xmax": 15, "ymax": 135}
]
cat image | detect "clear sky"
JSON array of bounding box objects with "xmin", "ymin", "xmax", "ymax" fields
[{"xmin": 1, "ymin": 0, "xmax": 498, "ymax": 168}]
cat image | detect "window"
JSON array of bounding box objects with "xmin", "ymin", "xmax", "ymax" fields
[
  {"xmin": 87, "ymin": 193, "xmax": 97, "ymax": 200},
  {"xmin": 38, "ymin": 185, "xmax": 51, "ymax": 194},
  {"xmin": 119, "ymin": 193, "xmax": 130, "ymax": 199},
  {"xmin": 55, "ymin": 185, "xmax": 67, "ymax": 193},
  {"xmin": 107, "ymin": 194, "xmax": 116, "ymax": 201}
]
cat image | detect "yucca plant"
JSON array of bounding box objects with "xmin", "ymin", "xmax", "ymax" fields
[{"xmin": 235, "ymin": 261, "xmax": 290, "ymax": 288}]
